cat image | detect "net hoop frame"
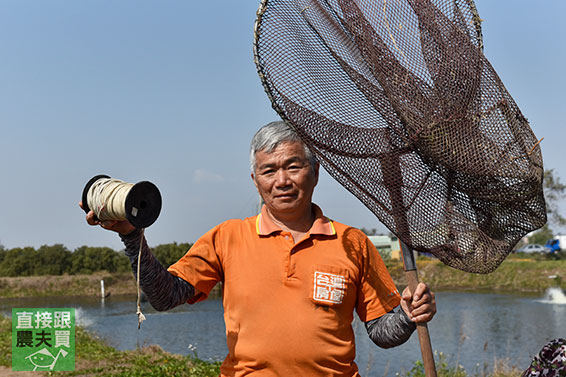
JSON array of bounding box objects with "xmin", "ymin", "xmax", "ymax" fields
[
  {"xmin": 252, "ymin": 0, "xmax": 546, "ymax": 275},
  {"xmin": 253, "ymin": 0, "xmax": 484, "ymax": 134}
]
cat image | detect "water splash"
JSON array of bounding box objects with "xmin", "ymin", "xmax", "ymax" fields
[
  {"xmin": 540, "ymin": 287, "xmax": 566, "ymax": 305},
  {"xmin": 75, "ymin": 307, "xmax": 93, "ymax": 327}
]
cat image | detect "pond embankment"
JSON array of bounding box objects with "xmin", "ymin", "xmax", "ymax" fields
[
  {"xmin": 386, "ymin": 256, "xmax": 565, "ymax": 293},
  {"xmin": 1, "ymin": 256, "xmax": 564, "ymax": 298},
  {"xmin": 0, "ymin": 272, "xmax": 136, "ymax": 298}
]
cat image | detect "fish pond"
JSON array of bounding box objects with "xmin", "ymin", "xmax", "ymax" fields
[{"xmin": 1, "ymin": 289, "xmax": 565, "ymax": 376}]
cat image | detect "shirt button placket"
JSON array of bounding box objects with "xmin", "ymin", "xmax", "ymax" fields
[{"xmin": 282, "ymin": 232, "xmax": 295, "ymax": 280}]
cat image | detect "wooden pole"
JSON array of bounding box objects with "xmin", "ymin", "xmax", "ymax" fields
[
  {"xmin": 378, "ymin": 130, "xmax": 437, "ymax": 377},
  {"xmin": 400, "ymin": 241, "xmax": 437, "ymax": 377}
]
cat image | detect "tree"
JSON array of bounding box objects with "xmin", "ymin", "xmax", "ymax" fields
[
  {"xmin": 70, "ymin": 246, "xmax": 129, "ymax": 274},
  {"xmin": 525, "ymin": 169, "xmax": 566, "ymax": 246},
  {"xmin": 35, "ymin": 244, "xmax": 72, "ymax": 275},
  {"xmin": 360, "ymin": 227, "xmax": 379, "ymax": 236},
  {"xmin": 0, "ymin": 247, "xmax": 36, "ymax": 276},
  {"xmin": 528, "ymin": 224, "xmax": 553, "ymax": 245},
  {"xmin": 543, "ymin": 169, "xmax": 566, "ymax": 229},
  {"xmin": 152, "ymin": 242, "xmax": 192, "ymax": 268}
]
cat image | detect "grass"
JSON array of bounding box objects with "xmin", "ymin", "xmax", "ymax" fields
[
  {"xmin": 0, "ymin": 314, "xmax": 221, "ymax": 376},
  {"xmin": 403, "ymin": 352, "xmax": 523, "ymax": 377},
  {"xmin": 385, "ymin": 255, "xmax": 566, "ymax": 293},
  {"xmin": 0, "ymin": 272, "xmax": 137, "ymax": 299},
  {"xmin": 0, "ymin": 315, "xmax": 11, "ymax": 368}
]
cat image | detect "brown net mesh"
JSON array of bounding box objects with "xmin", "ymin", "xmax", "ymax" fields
[{"xmin": 254, "ymin": 0, "xmax": 546, "ymax": 273}]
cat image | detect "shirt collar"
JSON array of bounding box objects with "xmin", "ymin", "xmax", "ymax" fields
[{"xmin": 255, "ymin": 203, "xmax": 336, "ymax": 236}]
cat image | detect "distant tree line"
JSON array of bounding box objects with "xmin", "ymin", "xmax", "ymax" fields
[
  {"xmin": 522, "ymin": 169, "xmax": 566, "ymax": 247},
  {"xmin": 0, "ymin": 242, "xmax": 192, "ymax": 277}
]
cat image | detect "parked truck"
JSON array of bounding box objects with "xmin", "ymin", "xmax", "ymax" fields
[{"xmin": 545, "ymin": 235, "xmax": 566, "ymax": 253}]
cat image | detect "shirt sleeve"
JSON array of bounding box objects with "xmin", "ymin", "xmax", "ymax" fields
[
  {"xmin": 355, "ymin": 234, "xmax": 401, "ymax": 321},
  {"xmin": 365, "ymin": 308, "xmax": 416, "ymax": 348},
  {"xmin": 120, "ymin": 228, "xmax": 195, "ymax": 311},
  {"xmin": 167, "ymin": 223, "xmax": 225, "ymax": 303}
]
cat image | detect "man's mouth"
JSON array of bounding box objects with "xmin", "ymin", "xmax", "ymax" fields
[{"xmin": 275, "ymin": 193, "xmax": 296, "ymax": 199}]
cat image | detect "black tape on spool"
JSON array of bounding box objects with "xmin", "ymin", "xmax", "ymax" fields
[
  {"xmin": 81, "ymin": 175, "xmax": 162, "ymax": 228},
  {"xmin": 124, "ymin": 180, "xmax": 162, "ymax": 228},
  {"xmin": 81, "ymin": 174, "xmax": 110, "ymax": 219}
]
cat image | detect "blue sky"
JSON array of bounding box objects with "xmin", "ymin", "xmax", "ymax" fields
[{"xmin": 1, "ymin": 0, "xmax": 564, "ymax": 250}]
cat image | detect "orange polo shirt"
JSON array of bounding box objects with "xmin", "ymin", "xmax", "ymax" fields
[{"xmin": 168, "ymin": 204, "xmax": 401, "ymax": 376}]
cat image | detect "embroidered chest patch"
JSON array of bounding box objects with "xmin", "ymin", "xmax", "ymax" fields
[{"xmin": 313, "ymin": 271, "xmax": 346, "ymax": 304}]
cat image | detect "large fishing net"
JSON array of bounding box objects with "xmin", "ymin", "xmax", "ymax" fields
[{"xmin": 254, "ymin": 0, "xmax": 546, "ymax": 273}]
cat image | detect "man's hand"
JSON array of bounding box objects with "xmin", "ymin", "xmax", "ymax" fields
[
  {"xmin": 400, "ymin": 282, "xmax": 436, "ymax": 323},
  {"xmin": 79, "ymin": 201, "xmax": 136, "ymax": 235}
]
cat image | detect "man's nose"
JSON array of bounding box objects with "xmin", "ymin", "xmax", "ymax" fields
[{"xmin": 274, "ymin": 169, "xmax": 291, "ymax": 187}]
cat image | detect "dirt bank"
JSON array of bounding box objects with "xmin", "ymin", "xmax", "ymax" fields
[
  {"xmin": 0, "ymin": 256, "xmax": 564, "ymax": 298},
  {"xmin": 0, "ymin": 272, "xmax": 137, "ymax": 298}
]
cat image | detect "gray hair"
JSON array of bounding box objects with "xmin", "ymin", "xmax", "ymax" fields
[{"xmin": 249, "ymin": 121, "xmax": 317, "ymax": 173}]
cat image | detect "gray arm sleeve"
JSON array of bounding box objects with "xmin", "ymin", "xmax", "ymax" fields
[
  {"xmin": 365, "ymin": 308, "xmax": 417, "ymax": 349},
  {"xmin": 120, "ymin": 229, "xmax": 195, "ymax": 311}
]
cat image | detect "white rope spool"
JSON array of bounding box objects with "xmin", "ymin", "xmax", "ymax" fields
[{"xmin": 82, "ymin": 175, "xmax": 162, "ymax": 228}]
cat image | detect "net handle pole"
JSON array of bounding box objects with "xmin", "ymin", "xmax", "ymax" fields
[
  {"xmin": 379, "ymin": 131, "xmax": 437, "ymax": 376},
  {"xmin": 400, "ymin": 241, "xmax": 437, "ymax": 377}
]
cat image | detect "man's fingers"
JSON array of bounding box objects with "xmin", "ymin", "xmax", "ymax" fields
[
  {"xmin": 412, "ymin": 301, "xmax": 436, "ymax": 321},
  {"xmin": 408, "ymin": 283, "xmax": 433, "ymax": 304},
  {"xmin": 100, "ymin": 220, "xmax": 117, "ymax": 229},
  {"xmin": 402, "ymin": 283, "xmax": 436, "ymax": 323},
  {"xmin": 85, "ymin": 211, "xmax": 99, "ymax": 226},
  {"xmin": 403, "ymin": 284, "xmax": 428, "ymax": 304},
  {"xmin": 411, "ymin": 282, "xmax": 428, "ymax": 301},
  {"xmin": 411, "ymin": 311, "xmax": 435, "ymax": 323},
  {"xmin": 412, "ymin": 292, "xmax": 434, "ymax": 308},
  {"xmin": 410, "ymin": 300, "xmax": 435, "ymax": 315},
  {"xmin": 81, "ymin": 201, "xmax": 135, "ymax": 235}
]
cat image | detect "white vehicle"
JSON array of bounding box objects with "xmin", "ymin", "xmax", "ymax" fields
[{"xmin": 516, "ymin": 244, "xmax": 550, "ymax": 254}]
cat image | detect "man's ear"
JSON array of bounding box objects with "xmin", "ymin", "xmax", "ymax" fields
[
  {"xmin": 313, "ymin": 162, "xmax": 320, "ymax": 184},
  {"xmin": 251, "ymin": 172, "xmax": 258, "ymax": 190}
]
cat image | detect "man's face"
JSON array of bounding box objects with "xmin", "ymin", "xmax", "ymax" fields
[{"xmin": 251, "ymin": 141, "xmax": 319, "ymax": 218}]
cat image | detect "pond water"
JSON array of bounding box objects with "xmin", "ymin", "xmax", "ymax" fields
[{"xmin": 2, "ymin": 289, "xmax": 564, "ymax": 376}]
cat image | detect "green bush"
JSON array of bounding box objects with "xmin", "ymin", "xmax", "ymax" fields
[
  {"xmin": 70, "ymin": 246, "xmax": 130, "ymax": 274},
  {"xmin": 0, "ymin": 242, "xmax": 192, "ymax": 277},
  {"xmin": 152, "ymin": 242, "xmax": 192, "ymax": 268},
  {"xmin": 0, "ymin": 247, "xmax": 36, "ymax": 276},
  {"xmin": 35, "ymin": 244, "xmax": 73, "ymax": 275},
  {"xmin": 0, "ymin": 245, "xmax": 72, "ymax": 276}
]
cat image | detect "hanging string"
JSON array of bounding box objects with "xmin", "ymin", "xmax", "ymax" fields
[
  {"xmin": 86, "ymin": 177, "xmax": 147, "ymax": 329},
  {"xmin": 136, "ymin": 228, "xmax": 146, "ymax": 329}
]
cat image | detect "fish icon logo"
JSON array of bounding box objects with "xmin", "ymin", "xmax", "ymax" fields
[{"xmin": 25, "ymin": 348, "xmax": 68, "ymax": 371}]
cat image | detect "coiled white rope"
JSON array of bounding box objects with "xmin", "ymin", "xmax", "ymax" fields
[
  {"xmin": 86, "ymin": 177, "xmax": 146, "ymax": 329},
  {"xmin": 87, "ymin": 178, "xmax": 132, "ymax": 222}
]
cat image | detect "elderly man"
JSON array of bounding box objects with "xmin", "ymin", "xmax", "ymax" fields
[{"xmin": 81, "ymin": 121, "xmax": 436, "ymax": 376}]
